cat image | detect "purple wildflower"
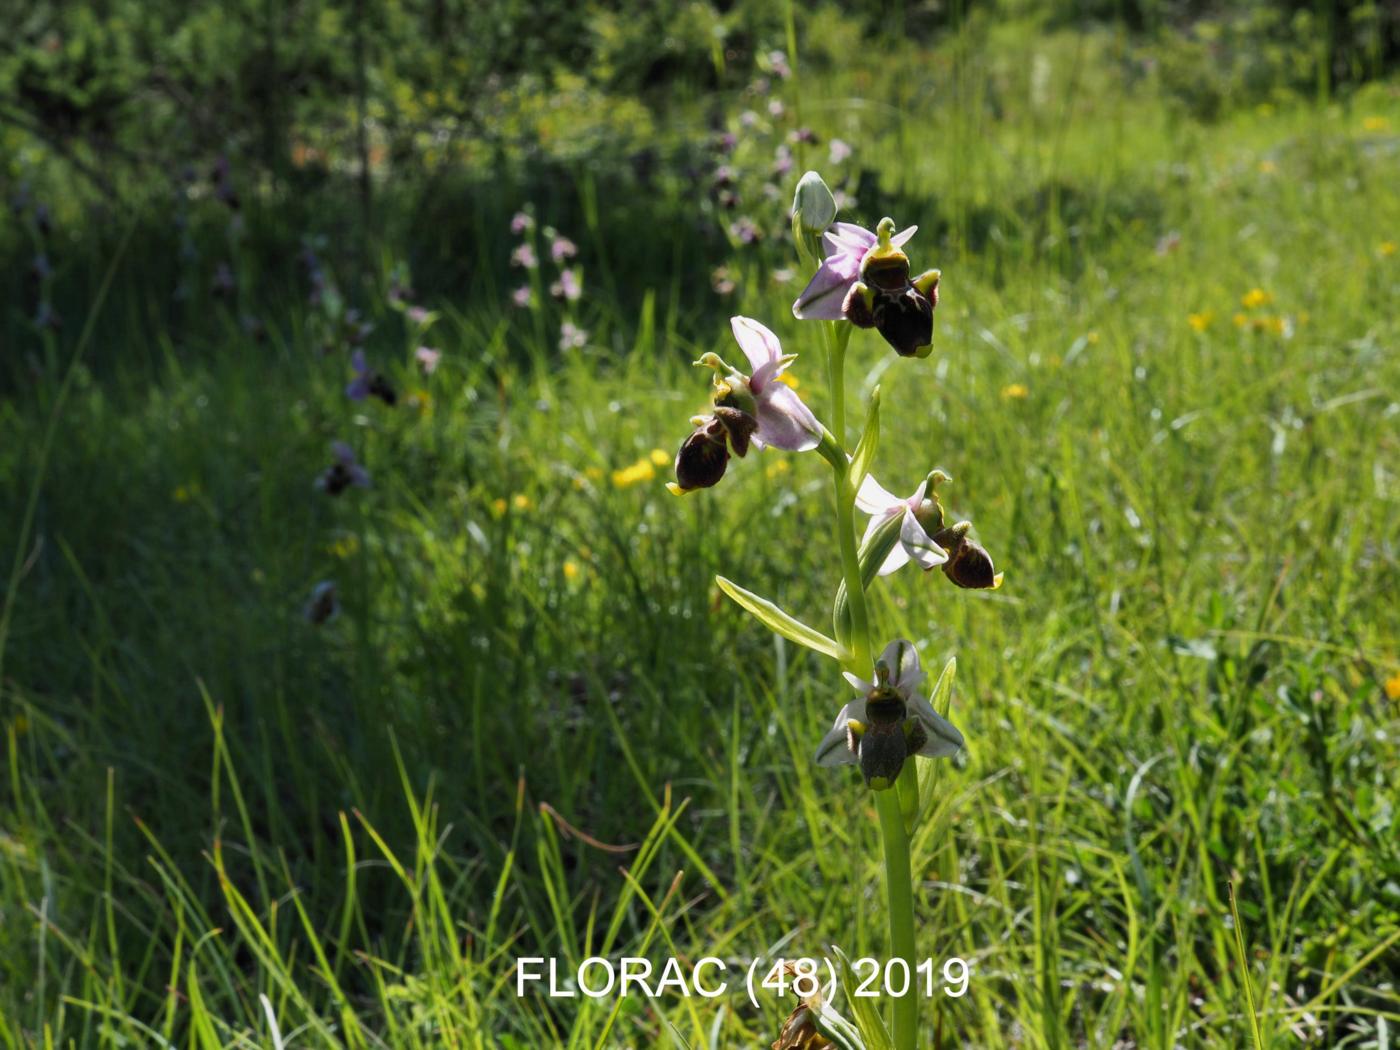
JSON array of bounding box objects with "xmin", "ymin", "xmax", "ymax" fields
[
  {"xmin": 511, "ymin": 211, "xmax": 534, "ymax": 234},
  {"xmin": 317, "ymin": 441, "xmax": 372, "ymax": 495},
  {"xmin": 346, "ymin": 350, "xmax": 397, "ymax": 405},
  {"xmin": 829, "ymin": 139, "xmax": 852, "ymax": 164},
  {"xmin": 511, "ymin": 285, "xmax": 533, "ymax": 308},
  {"xmin": 511, "ymin": 243, "xmax": 538, "ymax": 269},
  {"xmin": 550, "ymin": 236, "xmax": 578, "ymax": 264},
  {"xmin": 551, "ymin": 268, "xmax": 582, "ymax": 302}
]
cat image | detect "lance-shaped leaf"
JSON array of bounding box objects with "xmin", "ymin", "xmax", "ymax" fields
[
  {"xmin": 716, "ymin": 576, "xmax": 850, "ymax": 663},
  {"xmin": 830, "ymin": 945, "xmax": 891, "ymax": 1050},
  {"xmin": 848, "ymin": 385, "xmax": 881, "ymax": 492}
]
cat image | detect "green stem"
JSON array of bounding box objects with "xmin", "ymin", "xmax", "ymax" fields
[
  {"xmin": 827, "ymin": 323, "xmax": 848, "ymax": 446},
  {"xmin": 876, "ymin": 789, "xmax": 919, "ymax": 1050}
]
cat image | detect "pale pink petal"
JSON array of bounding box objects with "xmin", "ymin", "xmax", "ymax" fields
[
  {"xmin": 899, "ymin": 506, "xmax": 949, "ymax": 570},
  {"xmin": 891, "ymin": 225, "xmax": 918, "ymax": 248},
  {"xmin": 730, "ymin": 316, "xmax": 782, "ymax": 373},
  {"xmin": 754, "ymin": 384, "xmax": 819, "ymax": 452},
  {"xmin": 750, "ymin": 357, "xmax": 782, "ymax": 393},
  {"xmin": 824, "ymin": 223, "xmax": 877, "ymax": 255},
  {"xmin": 793, "ymin": 259, "xmax": 857, "ymax": 320}
]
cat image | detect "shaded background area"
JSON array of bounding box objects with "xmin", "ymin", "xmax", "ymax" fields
[{"xmin": 1, "ymin": 1, "xmax": 1399, "ymax": 1046}]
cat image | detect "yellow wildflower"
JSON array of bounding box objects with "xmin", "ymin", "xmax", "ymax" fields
[
  {"xmin": 612, "ymin": 460, "xmax": 657, "ymax": 488},
  {"xmin": 1086, "ymin": 331, "xmax": 1100, "ymax": 345},
  {"xmin": 1241, "ymin": 288, "xmax": 1272, "ymax": 309},
  {"xmin": 563, "ymin": 560, "xmax": 581, "ymax": 583},
  {"xmin": 1000, "ymin": 383, "xmax": 1029, "ymax": 400},
  {"xmin": 1386, "ymin": 672, "xmax": 1400, "ymax": 701},
  {"xmin": 1187, "ymin": 311, "xmax": 1214, "ymax": 332},
  {"xmin": 765, "ymin": 459, "xmax": 791, "ymax": 479},
  {"xmin": 512, "ymin": 493, "xmax": 534, "ymax": 511},
  {"xmin": 1361, "ymin": 116, "xmax": 1391, "ymax": 133},
  {"xmin": 328, "ymin": 534, "xmax": 361, "ymax": 559},
  {"xmin": 491, "ymin": 498, "xmax": 508, "ymax": 517},
  {"xmin": 1380, "ymin": 241, "xmax": 1397, "ymax": 258},
  {"xmin": 649, "ymin": 449, "xmax": 670, "ymax": 467},
  {"xmin": 776, "ymin": 372, "xmax": 800, "ymax": 389}
]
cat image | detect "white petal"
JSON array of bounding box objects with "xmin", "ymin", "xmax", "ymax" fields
[
  {"xmin": 891, "ymin": 225, "xmax": 918, "ymax": 248},
  {"xmin": 814, "ymin": 701, "xmax": 865, "ymax": 767},
  {"xmin": 730, "ymin": 316, "xmax": 782, "ymax": 373},
  {"xmin": 814, "ymin": 725, "xmax": 857, "ymax": 766},
  {"xmin": 910, "ymin": 694, "xmax": 964, "ymax": 757},
  {"xmin": 875, "ymin": 542, "xmax": 911, "ymax": 577},
  {"xmin": 855, "ymin": 474, "xmax": 903, "ymax": 514},
  {"xmin": 900, "ymin": 507, "xmax": 949, "ymax": 571}
]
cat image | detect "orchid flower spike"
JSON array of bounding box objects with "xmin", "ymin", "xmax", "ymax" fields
[
  {"xmin": 793, "ymin": 217, "xmax": 940, "ymax": 358},
  {"xmin": 814, "ymin": 639, "xmax": 964, "ymax": 790},
  {"xmin": 670, "ymin": 317, "xmax": 821, "ymax": 493},
  {"xmin": 855, "ymin": 473, "xmax": 949, "ymax": 576}
]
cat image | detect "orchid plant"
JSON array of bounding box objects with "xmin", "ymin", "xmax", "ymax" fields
[{"xmin": 670, "ymin": 171, "xmax": 1001, "ymax": 1049}]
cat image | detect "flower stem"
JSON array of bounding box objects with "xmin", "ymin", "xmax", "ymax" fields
[
  {"xmin": 827, "ymin": 323, "xmax": 848, "ymax": 446},
  {"xmin": 876, "ymin": 788, "xmax": 919, "ymax": 1050}
]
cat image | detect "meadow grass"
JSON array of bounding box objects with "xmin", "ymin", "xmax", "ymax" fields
[{"xmin": 1, "ymin": 20, "xmax": 1398, "ymax": 1049}]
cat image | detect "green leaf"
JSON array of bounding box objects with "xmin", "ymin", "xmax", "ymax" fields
[
  {"xmin": 716, "ymin": 576, "xmax": 850, "ymax": 663},
  {"xmin": 830, "ymin": 945, "xmax": 891, "ymax": 1050},
  {"xmin": 849, "ymin": 385, "xmax": 881, "ymax": 491},
  {"xmin": 929, "ymin": 655, "xmax": 956, "ymax": 717}
]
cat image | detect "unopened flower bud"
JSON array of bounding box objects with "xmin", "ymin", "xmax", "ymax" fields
[{"xmin": 792, "ymin": 171, "xmax": 836, "ymax": 234}]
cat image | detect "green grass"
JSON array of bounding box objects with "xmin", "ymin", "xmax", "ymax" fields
[{"xmin": 2, "ymin": 19, "xmax": 1399, "ymax": 1049}]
